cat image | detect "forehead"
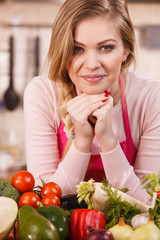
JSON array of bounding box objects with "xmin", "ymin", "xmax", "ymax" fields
[{"xmin": 74, "ymin": 16, "xmax": 121, "ymax": 43}]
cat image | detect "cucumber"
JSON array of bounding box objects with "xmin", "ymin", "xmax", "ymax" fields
[{"xmin": 18, "ymin": 205, "xmax": 60, "ymax": 240}]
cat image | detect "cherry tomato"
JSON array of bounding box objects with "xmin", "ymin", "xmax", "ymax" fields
[
  {"xmin": 11, "ymin": 170, "xmax": 35, "ymax": 193},
  {"xmin": 18, "ymin": 192, "xmax": 41, "ymax": 209},
  {"xmin": 41, "ymin": 193, "xmax": 60, "ymax": 207},
  {"xmin": 40, "ymin": 182, "xmax": 62, "ymax": 198}
]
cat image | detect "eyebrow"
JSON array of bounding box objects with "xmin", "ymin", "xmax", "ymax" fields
[
  {"xmin": 74, "ymin": 39, "xmax": 117, "ymax": 46},
  {"xmin": 98, "ymin": 39, "xmax": 117, "ymax": 45}
]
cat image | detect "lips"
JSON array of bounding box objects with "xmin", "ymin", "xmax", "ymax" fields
[{"xmin": 82, "ymin": 74, "xmax": 105, "ymax": 83}]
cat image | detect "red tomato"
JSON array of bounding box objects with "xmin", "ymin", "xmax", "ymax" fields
[
  {"xmin": 40, "ymin": 182, "xmax": 62, "ymax": 198},
  {"xmin": 18, "ymin": 192, "xmax": 41, "ymax": 209},
  {"xmin": 11, "ymin": 170, "xmax": 35, "ymax": 193},
  {"xmin": 41, "ymin": 193, "xmax": 60, "ymax": 207}
]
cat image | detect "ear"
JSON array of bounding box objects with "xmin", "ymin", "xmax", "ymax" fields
[{"xmin": 122, "ymin": 46, "xmax": 130, "ymax": 62}]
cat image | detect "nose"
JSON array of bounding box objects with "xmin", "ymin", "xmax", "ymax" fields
[{"xmin": 84, "ymin": 50, "xmax": 100, "ymax": 70}]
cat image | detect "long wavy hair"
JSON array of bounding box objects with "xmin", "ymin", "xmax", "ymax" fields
[{"xmin": 47, "ymin": 0, "xmax": 136, "ymax": 158}]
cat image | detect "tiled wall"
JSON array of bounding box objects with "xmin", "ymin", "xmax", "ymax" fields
[{"xmin": 0, "ymin": 1, "xmax": 160, "ymax": 166}]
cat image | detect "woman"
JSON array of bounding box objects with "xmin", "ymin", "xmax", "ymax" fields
[{"xmin": 24, "ymin": 0, "xmax": 160, "ymax": 204}]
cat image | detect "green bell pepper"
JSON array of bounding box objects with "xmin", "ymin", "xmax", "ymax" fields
[{"xmin": 37, "ymin": 205, "xmax": 70, "ymax": 240}]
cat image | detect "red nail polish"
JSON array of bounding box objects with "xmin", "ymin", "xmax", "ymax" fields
[
  {"xmin": 104, "ymin": 90, "xmax": 111, "ymax": 97},
  {"xmin": 102, "ymin": 99, "xmax": 108, "ymax": 103},
  {"xmin": 104, "ymin": 90, "xmax": 111, "ymax": 94}
]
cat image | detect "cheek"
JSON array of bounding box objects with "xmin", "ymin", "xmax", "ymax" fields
[
  {"xmin": 105, "ymin": 53, "xmax": 123, "ymax": 70},
  {"xmin": 67, "ymin": 63, "xmax": 75, "ymax": 83},
  {"xmin": 68, "ymin": 56, "xmax": 83, "ymax": 77}
]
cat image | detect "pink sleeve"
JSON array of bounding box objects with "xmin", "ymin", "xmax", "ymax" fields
[
  {"xmin": 24, "ymin": 77, "xmax": 90, "ymax": 195},
  {"xmin": 101, "ymin": 84, "xmax": 160, "ymax": 205},
  {"xmin": 100, "ymin": 143, "xmax": 151, "ymax": 204}
]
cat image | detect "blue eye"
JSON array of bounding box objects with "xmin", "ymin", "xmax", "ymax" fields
[{"xmin": 73, "ymin": 46, "xmax": 83, "ymax": 54}]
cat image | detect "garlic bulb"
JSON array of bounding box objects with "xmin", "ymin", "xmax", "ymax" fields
[
  {"xmin": 108, "ymin": 218, "xmax": 134, "ymax": 240},
  {"xmin": 130, "ymin": 219, "xmax": 160, "ymax": 240},
  {"xmin": 131, "ymin": 213, "xmax": 151, "ymax": 229}
]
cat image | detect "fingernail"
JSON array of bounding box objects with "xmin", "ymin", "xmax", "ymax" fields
[
  {"xmin": 102, "ymin": 98, "xmax": 108, "ymax": 103},
  {"xmin": 104, "ymin": 90, "xmax": 111, "ymax": 97}
]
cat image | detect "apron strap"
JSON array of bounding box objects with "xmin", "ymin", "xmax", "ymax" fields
[
  {"xmin": 119, "ymin": 77, "xmax": 136, "ymax": 165},
  {"xmin": 119, "ymin": 77, "xmax": 133, "ymax": 142}
]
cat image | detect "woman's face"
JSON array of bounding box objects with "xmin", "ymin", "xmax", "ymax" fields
[{"xmin": 68, "ymin": 16, "xmax": 129, "ymax": 96}]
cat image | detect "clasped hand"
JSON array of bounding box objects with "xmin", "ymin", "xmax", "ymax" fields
[{"xmin": 67, "ymin": 92, "xmax": 117, "ymax": 153}]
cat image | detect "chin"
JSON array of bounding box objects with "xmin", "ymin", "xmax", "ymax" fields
[{"xmin": 82, "ymin": 88, "xmax": 107, "ymax": 95}]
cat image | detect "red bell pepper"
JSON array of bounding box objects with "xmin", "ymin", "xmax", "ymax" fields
[
  {"xmin": 70, "ymin": 208, "xmax": 107, "ymax": 240},
  {"xmin": 157, "ymin": 191, "xmax": 160, "ymax": 198}
]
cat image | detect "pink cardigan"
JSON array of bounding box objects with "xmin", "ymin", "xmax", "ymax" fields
[{"xmin": 24, "ymin": 70, "xmax": 160, "ymax": 204}]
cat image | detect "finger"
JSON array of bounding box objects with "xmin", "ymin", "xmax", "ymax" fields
[
  {"xmin": 68, "ymin": 92, "xmax": 106, "ymax": 105},
  {"xmin": 92, "ymin": 96, "xmax": 113, "ymax": 120},
  {"xmin": 69, "ymin": 99, "xmax": 109, "ymax": 122},
  {"xmin": 67, "ymin": 92, "xmax": 108, "ymax": 113}
]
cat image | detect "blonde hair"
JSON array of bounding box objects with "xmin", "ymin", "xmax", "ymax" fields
[{"xmin": 47, "ymin": 0, "xmax": 136, "ymax": 157}]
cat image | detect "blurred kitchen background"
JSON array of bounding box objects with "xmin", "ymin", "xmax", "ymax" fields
[{"xmin": 0, "ymin": 0, "xmax": 160, "ymax": 180}]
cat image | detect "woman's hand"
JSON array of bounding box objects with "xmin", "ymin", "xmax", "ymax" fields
[
  {"xmin": 67, "ymin": 93, "xmax": 108, "ymax": 153},
  {"xmin": 92, "ymin": 95, "xmax": 118, "ymax": 152}
]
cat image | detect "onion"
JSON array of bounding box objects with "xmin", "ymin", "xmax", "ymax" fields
[
  {"xmin": 108, "ymin": 218, "xmax": 134, "ymax": 240},
  {"xmin": 130, "ymin": 219, "xmax": 160, "ymax": 240},
  {"xmin": 83, "ymin": 229, "xmax": 114, "ymax": 240},
  {"xmin": 131, "ymin": 213, "xmax": 151, "ymax": 229}
]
